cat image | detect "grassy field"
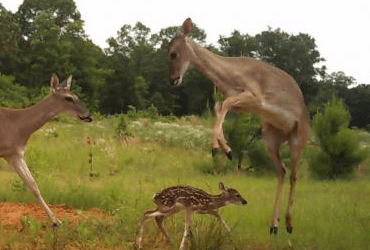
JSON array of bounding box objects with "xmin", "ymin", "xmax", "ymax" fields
[{"xmin": 0, "ymin": 114, "xmax": 369, "ymax": 249}]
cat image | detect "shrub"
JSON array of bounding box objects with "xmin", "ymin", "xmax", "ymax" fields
[
  {"xmin": 115, "ymin": 114, "xmax": 131, "ymax": 140},
  {"xmin": 223, "ymin": 113, "xmax": 290, "ymax": 174},
  {"xmin": 308, "ymin": 97, "xmax": 368, "ymax": 179},
  {"xmin": 223, "ymin": 114, "xmax": 261, "ymax": 170}
]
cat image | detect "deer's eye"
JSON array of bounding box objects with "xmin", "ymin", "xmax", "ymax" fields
[
  {"xmin": 170, "ymin": 53, "xmax": 178, "ymax": 60},
  {"xmin": 65, "ymin": 96, "xmax": 74, "ymax": 102}
]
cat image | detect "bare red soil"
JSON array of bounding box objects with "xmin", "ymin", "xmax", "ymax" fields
[{"xmin": 0, "ymin": 202, "xmax": 108, "ymax": 230}]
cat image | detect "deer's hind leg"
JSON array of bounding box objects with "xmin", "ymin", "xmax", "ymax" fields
[
  {"xmin": 262, "ymin": 123, "xmax": 287, "ymax": 234},
  {"xmin": 137, "ymin": 209, "xmax": 159, "ymax": 249},
  {"xmin": 285, "ymin": 127, "xmax": 306, "ymax": 234}
]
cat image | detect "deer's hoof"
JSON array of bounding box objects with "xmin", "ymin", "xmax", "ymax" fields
[
  {"xmin": 226, "ymin": 151, "xmax": 232, "ymax": 160},
  {"xmin": 286, "ymin": 226, "xmax": 293, "ymax": 234},
  {"xmin": 270, "ymin": 226, "xmax": 278, "ymax": 235},
  {"xmin": 212, "ymin": 148, "xmax": 218, "ymax": 157},
  {"xmin": 52, "ymin": 219, "xmax": 62, "ymax": 228}
]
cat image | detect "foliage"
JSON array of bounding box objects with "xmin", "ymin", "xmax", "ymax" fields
[
  {"xmin": 0, "ymin": 4, "xmax": 21, "ymax": 75},
  {"xmin": 0, "ymin": 73, "xmax": 29, "ymax": 108},
  {"xmin": 223, "ymin": 113, "xmax": 262, "ymax": 170},
  {"xmin": 308, "ymin": 97, "xmax": 368, "ymax": 179},
  {"xmin": 115, "ymin": 114, "xmax": 131, "ymax": 141},
  {"xmin": 345, "ymin": 83, "xmax": 370, "ymax": 128},
  {"xmin": 1, "ymin": 0, "xmax": 370, "ymax": 129}
]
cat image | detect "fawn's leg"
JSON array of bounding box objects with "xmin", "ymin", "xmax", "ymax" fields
[
  {"xmin": 137, "ymin": 209, "xmax": 158, "ymax": 249},
  {"xmin": 179, "ymin": 208, "xmax": 193, "ymax": 250},
  {"xmin": 155, "ymin": 215, "xmax": 172, "ymax": 242},
  {"xmin": 209, "ymin": 210, "xmax": 230, "ymax": 232}
]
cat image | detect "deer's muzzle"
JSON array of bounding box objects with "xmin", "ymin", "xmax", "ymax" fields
[
  {"xmin": 170, "ymin": 77, "xmax": 181, "ymax": 86},
  {"xmin": 79, "ymin": 113, "xmax": 93, "ymax": 122}
]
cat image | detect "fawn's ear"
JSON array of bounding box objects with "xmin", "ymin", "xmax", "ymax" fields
[
  {"xmin": 181, "ymin": 18, "xmax": 193, "ymax": 37},
  {"xmin": 219, "ymin": 182, "xmax": 226, "ymax": 191},
  {"xmin": 50, "ymin": 74, "xmax": 59, "ymax": 92}
]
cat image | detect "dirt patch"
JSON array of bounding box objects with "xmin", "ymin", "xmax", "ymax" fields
[{"xmin": 0, "ymin": 202, "xmax": 108, "ymax": 230}]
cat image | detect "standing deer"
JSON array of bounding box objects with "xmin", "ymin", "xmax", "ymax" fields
[
  {"xmin": 137, "ymin": 182, "xmax": 247, "ymax": 250},
  {"xmin": 0, "ymin": 74, "xmax": 92, "ymax": 227},
  {"xmin": 167, "ymin": 18, "xmax": 310, "ymax": 234}
]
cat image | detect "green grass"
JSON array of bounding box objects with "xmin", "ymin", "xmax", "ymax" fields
[{"xmin": 0, "ymin": 115, "xmax": 369, "ymax": 249}]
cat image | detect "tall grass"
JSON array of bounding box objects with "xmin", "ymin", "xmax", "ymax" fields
[{"xmin": 0, "ymin": 115, "xmax": 369, "ymax": 249}]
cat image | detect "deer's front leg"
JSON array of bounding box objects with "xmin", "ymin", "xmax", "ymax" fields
[
  {"xmin": 212, "ymin": 101, "xmax": 232, "ymax": 160},
  {"xmin": 212, "ymin": 92, "xmax": 262, "ymax": 160},
  {"xmin": 8, "ymin": 155, "xmax": 60, "ymax": 227}
]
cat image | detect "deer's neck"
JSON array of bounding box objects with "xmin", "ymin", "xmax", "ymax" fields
[
  {"xmin": 12, "ymin": 95, "xmax": 62, "ymax": 141},
  {"xmin": 211, "ymin": 193, "xmax": 228, "ymax": 208},
  {"xmin": 188, "ymin": 39, "xmax": 236, "ymax": 97}
]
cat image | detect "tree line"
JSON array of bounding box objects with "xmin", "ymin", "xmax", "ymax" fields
[{"xmin": 1, "ymin": 0, "xmax": 370, "ymax": 128}]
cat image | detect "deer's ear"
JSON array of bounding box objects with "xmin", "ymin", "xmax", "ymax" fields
[
  {"xmin": 219, "ymin": 182, "xmax": 226, "ymax": 191},
  {"xmin": 65, "ymin": 75, "xmax": 72, "ymax": 90},
  {"xmin": 60, "ymin": 75, "xmax": 72, "ymax": 90},
  {"xmin": 181, "ymin": 18, "xmax": 193, "ymax": 37},
  {"xmin": 50, "ymin": 74, "xmax": 59, "ymax": 92}
]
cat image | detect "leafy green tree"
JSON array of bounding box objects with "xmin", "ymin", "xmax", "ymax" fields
[
  {"xmin": 308, "ymin": 97, "xmax": 367, "ymax": 179},
  {"xmin": 0, "ymin": 73, "xmax": 28, "ymax": 108},
  {"xmin": 0, "ymin": 4, "xmax": 21, "ymax": 75},
  {"xmin": 15, "ymin": 0, "xmax": 84, "ymax": 87},
  {"xmin": 99, "ymin": 53, "xmax": 132, "ymax": 114},
  {"xmin": 218, "ymin": 30, "xmax": 256, "ymax": 57},
  {"xmin": 311, "ymin": 71, "xmax": 355, "ymax": 111},
  {"xmin": 345, "ymin": 84, "xmax": 370, "ymax": 128},
  {"xmin": 23, "ymin": 10, "xmax": 75, "ymax": 87},
  {"xmin": 68, "ymin": 38, "xmax": 110, "ymax": 110},
  {"xmin": 4, "ymin": 0, "xmax": 106, "ymax": 110},
  {"xmin": 102, "ymin": 22, "xmax": 152, "ymax": 113},
  {"xmin": 17, "ymin": 0, "xmax": 84, "ymax": 41}
]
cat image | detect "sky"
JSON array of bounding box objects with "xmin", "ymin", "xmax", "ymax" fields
[{"xmin": 2, "ymin": 0, "xmax": 370, "ymax": 85}]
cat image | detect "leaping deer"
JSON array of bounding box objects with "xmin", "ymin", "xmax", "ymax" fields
[
  {"xmin": 136, "ymin": 182, "xmax": 247, "ymax": 250},
  {"xmin": 0, "ymin": 74, "xmax": 92, "ymax": 227},
  {"xmin": 167, "ymin": 18, "xmax": 310, "ymax": 234}
]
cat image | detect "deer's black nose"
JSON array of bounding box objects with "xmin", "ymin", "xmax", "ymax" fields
[
  {"xmin": 169, "ymin": 77, "xmax": 181, "ymax": 86},
  {"xmin": 79, "ymin": 113, "xmax": 93, "ymax": 122}
]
